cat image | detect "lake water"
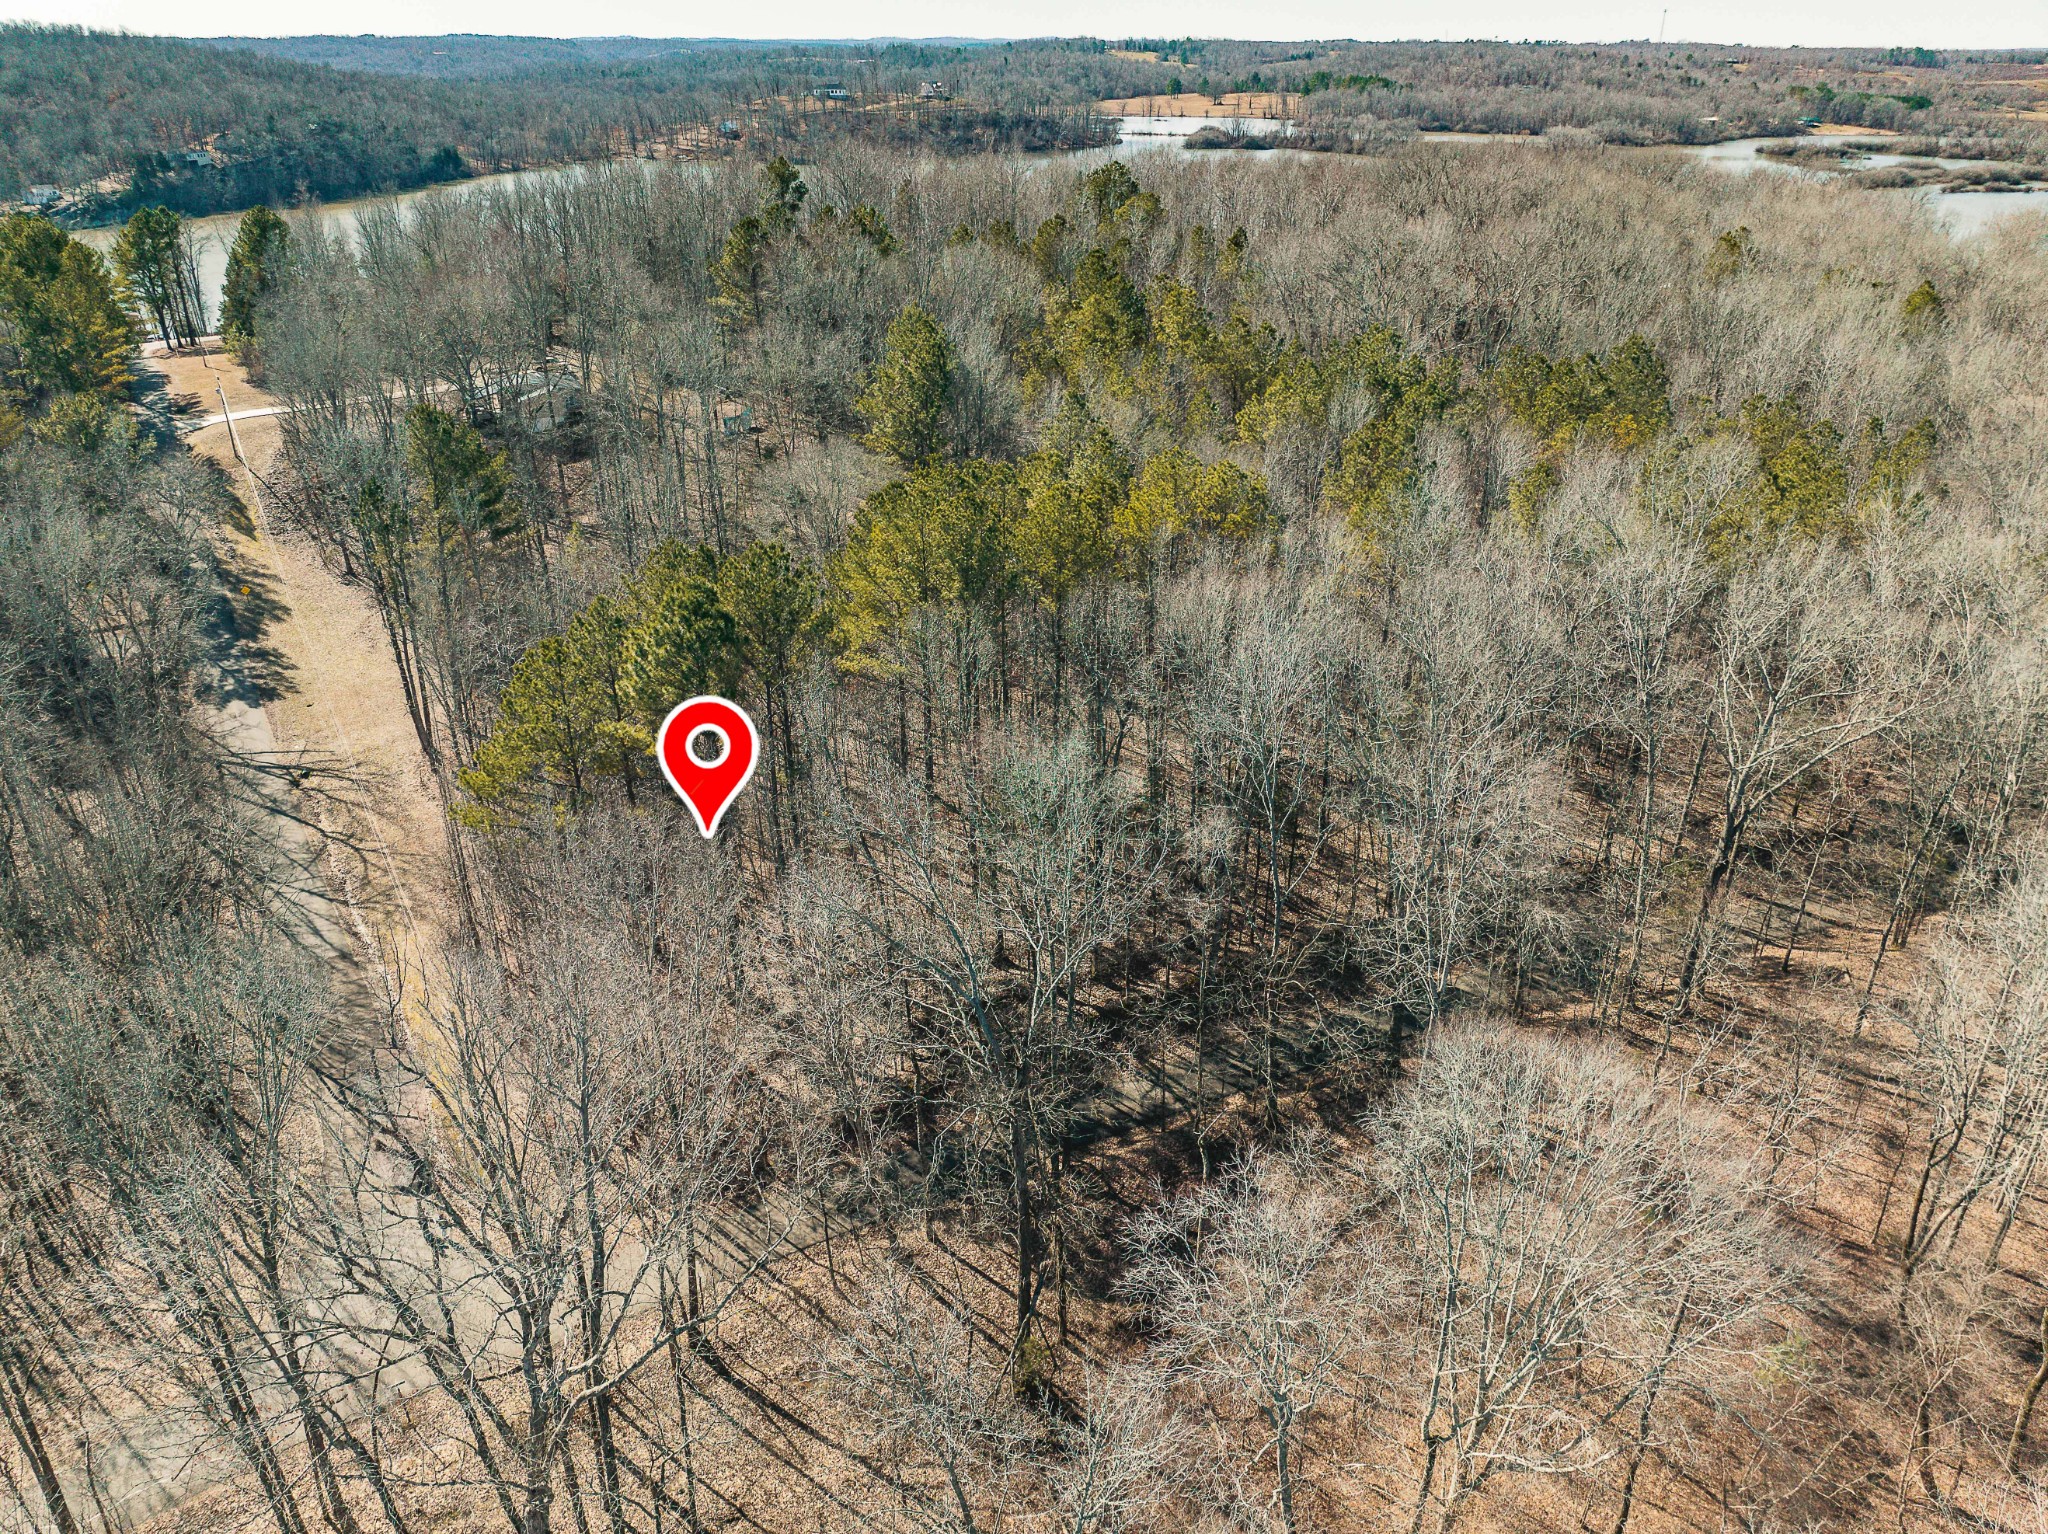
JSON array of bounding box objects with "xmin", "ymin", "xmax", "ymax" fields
[
  {"xmin": 1668, "ymin": 134, "xmax": 2048, "ymax": 237},
  {"xmin": 76, "ymin": 163, "xmax": 602, "ymax": 330},
  {"xmin": 1119, "ymin": 118, "xmax": 2048, "ymax": 238},
  {"xmin": 1117, "ymin": 116, "xmax": 1297, "ymax": 141},
  {"xmin": 81, "ymin": 125, "xmax": 2045, "ymax": 327}
]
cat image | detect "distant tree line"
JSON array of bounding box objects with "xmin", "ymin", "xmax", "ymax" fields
[
  {"xmin": 1, "ymin": 26, "xmax": 1118, "ymax": 224},
  {"xmin": 12, "ymin": 27, "xmax": 2042, "ymax": 230}
]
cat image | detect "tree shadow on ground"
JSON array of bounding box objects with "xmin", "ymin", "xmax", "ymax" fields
[
  {"xmin": 210, "ymin": 539, "xmax": 297, "ymax": 703},
  {"xmin": 130, "ymin": 359, "xmax": 214, "ymax": 451}
]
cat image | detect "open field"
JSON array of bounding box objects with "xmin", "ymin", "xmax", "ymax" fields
[{"xmin": 1097, "ymin": 90, "xmax": 1300, "ymax": 118}]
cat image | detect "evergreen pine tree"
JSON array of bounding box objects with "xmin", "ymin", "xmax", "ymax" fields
[
  {"xmin": 0, "ymin": 214, "xmax": 134, "ymax": 403},
  {"xmin": 110, "ymin": 206, "xmax": 202, "ymax": 347},
  {"xmin": 855, "ymin": 304, "xmax": 954, "ymax": 466},
  {"xmin": 220, "ymin": 206, "xmax": 291, "ymax": 354}
]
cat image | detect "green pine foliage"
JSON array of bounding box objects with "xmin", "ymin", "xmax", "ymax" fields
[
  {"xmin": 710, "ymin": 160, "xmax": 818, "ymax": 332},
  {"xmin": 1114, "ymin": 448, "xmax": 1270, "ymax": 565},
  {"xmin": 856, "ymin": 305, "xmax": 955, "ymax": 466},
  {"xmin": 459, "ymin": 540, "xmax": 819, "ymax": 822},
  {"xmin": 458, "ymin": 616, "xmax": 632, "ymax": 819},
  {"xmin": 758, "ymin": 156, "xmax": 808, "ymax": 235},
  {"xmin": 620, "ymin": 569, "xmax": 742, "ymax": 728},
  {"xmin": 1034, "ymin": 248, "xmax": 1151, "ymax": 396},
  {"xmin": 1277, "ymin": 327, "xmax": 1462, "ymax": 549},
  {"xmin": 1491, "ymin": 334, "xmax": 1673, "ymax": 526},
  {"xmin": 454, "ymin": 155, "xmax": 1949, "ymax": 837},
  {"xmin": 220, "ymin": 206, "xmax": 290, "ymax": 354},
  {"xmin": 832, "ymin": 460, "xmax": 1021, "ymax": 674},
  {"xmin": 1705, "ymin": 226, "xmax": 1752, "ymax": 281},
  {"xmin": 0, "ymin": 213, "xmax": 133, "ymax": 404},
  {"xmin": 1901, "ymin": 279, "xmax": 1943, "ymax": 324},
  {"xmin": 110, "ymin": 206, "xmax": 202, "ymax": 347},
  {"xmin": 710, "ymin": 217, "xmax": 768, "ymax": 328},
  {"xmin": 404, "ymin": 403, "xmax": 520, "ymax": 544},
  {"xmin": 1637, "ymin": 395, "xmax": 1938, "ymax": 559},
  {"xmin": 719, "ymin": 542, "xmax": 823, "ymax": 695},
  {"xmin": 1014, "ymin": 396, "xmax": 1129, "ymax": 607},
  {"xmin": 1492, "ymin": 335, "xmax": 1672, "ymax": 453},
  {"xmin": 1709, "ymin": 397, "xmax": 1936, "ymax": 552}
]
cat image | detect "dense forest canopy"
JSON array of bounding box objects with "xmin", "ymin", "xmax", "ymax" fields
[
  {"xmin": 0, "ymin": 27, "xmax": 1105, "ymax": 220},
  {"xmin": 7, "ymin": 26, "xmax": 2045, "ymax": 223},
  {"xmin": 207, "ymin": 33, "xmax": 812, "ymax": 78},
  {"xmin": 1, "ymin": 24, "xmax": 583, "ymax": 214},
  {"xmin": 6, "ymin": 106, "xmax": 2048, "ymax": 1531},
  {"xmin": 207, "ymin": 34, "xmax": 1018, "ymax": 78}
]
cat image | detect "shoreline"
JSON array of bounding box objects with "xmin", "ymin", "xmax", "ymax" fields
[{"xmin": 40, "ymin": 148, "xmax": 667, "ymax": 233}]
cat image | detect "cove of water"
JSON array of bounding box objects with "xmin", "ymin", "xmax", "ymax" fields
[
  {"xmin": 1665, "ymin": 134, "xmax": 2048, "ymax": 237},
  {"xmin": 76, "ymin": 162, "xmax": 618, "ymax": 331},
  {"xmin": 78, "ymin": 123, "xmax": 2046, "ymax": 328},
  {"xmin": 1118, "ymin": 117, "xmax": 2048, "ymax": 240}
]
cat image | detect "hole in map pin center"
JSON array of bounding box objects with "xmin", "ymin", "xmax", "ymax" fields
[{"xmin": 689, "ymin": 726, "xmax": 729, "ymax": 766}]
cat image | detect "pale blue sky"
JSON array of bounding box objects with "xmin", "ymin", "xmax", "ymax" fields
[{"xmin": 7, "ymin": 0, "xmax": 2040, "ymax": 50}]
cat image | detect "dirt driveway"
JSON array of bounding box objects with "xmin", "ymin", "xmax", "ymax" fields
[{"xmin": 148, "ymin": 340, "xmax": 458, "ymax": 1039}]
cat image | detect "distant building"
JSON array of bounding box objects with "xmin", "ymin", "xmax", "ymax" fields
[
  {"xmin": 502, "ymin": 365, "xmax": 583, "ymax": 432},
  {"xmin": 917, "ymin": 80, "xmax": 952, "ymax": 101},
  {"xmin": 718, "ymin": 120, "xmax": 742, "ymax": 138},
  {"xmin": 24, "ymin": 185, "xmax": 60, "ymax": 207},
  {"xmin": 814, "ymin": 80, "xmax": 849, "ymax": 101},
  {"xmin": 182, "ymin": 150, "xmax": 214, "ymax": 167}
]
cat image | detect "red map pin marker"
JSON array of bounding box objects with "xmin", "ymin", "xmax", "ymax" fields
[{"xmin": 655, "ymin": 696, "xmax": 758, "ymax": 838}]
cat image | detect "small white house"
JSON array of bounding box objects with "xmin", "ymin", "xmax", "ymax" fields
[
  {"xmin": 814, "ymin": 80, "xmax": 849, "ymax": 101},
  {"xmin": 917, "ymin": 80, "xmax": 952, "ymax": 101},
  {"xmin": 24, "ymin": 185, "xmax": 60, "ymax": 208}
]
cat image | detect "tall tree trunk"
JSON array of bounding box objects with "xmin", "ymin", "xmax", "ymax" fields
[
  {"xmin": 1272, "ymin": 1404, "xmax": 1300, "ymax": 1534},
  {"xmin": 1616, "ymin": 728, "xmax": 1661, "ymax": 1020},
  {"xmin": 1855, "ymin": 762, "xmax": 1964, "ymax": 1032},
  {"xmin": 2008, "ymin": 1307, "xmax": 2048, "ymax": 1472},
  {"xmin": 0, "ymin": 1354, "xmax": 80, "ymax": 1534},
  {"xmin": 1676, "ymin": 810, "xmax": 1742, "ymax": 1009},
  {"xmin": 659, "ymin": 1275, "xmax": 706, "ymax": 1532},
  {"xmin": 1011, "ymin": 1062, "xmax": 1038, "ymax": 1345},
  {"xmin": 1612, "ymin": 1285, "xmax": 1691, "ymax": 1534}
]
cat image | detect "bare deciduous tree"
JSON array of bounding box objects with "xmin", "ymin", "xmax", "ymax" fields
[
  {"xmin": 1674, "ymin": 545, "xmax": 1919, "ymax": 1010},
  {"xmin": 1127, "ymin": 1142, "xmax": 1379, "ymax": 1534},
  {"xmin": 830, "ymin": 1258, "xmax": 1033, "ymax": 1534},
  {"xmin": 1889, "ymin": 844, "xmax": 2048, "ymax": 1306},
  {"xmin": 1345, "ymin": 541, "xmax": 1558, "ymax": 1042},
  {"xmin": 1368, "ymin": 1029, "xmax": 1790, "ymax": 1534},
  {"xmin": 821, "ymin": 732, "xmax": 1158, "ymax": 1347},
  {"xmin": 1581, "ymin": 514, "xmax": 1712, "ymax": 1019},
  {"xmin": 317, "ymin": 826, "xmax": 797, "ymax": 1534}
]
